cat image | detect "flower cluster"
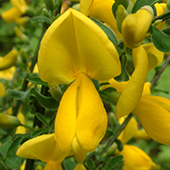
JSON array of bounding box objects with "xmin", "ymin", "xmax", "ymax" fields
[{"xmin": 1, "ymin": 0, "xmax": 170, "ymax": 170}]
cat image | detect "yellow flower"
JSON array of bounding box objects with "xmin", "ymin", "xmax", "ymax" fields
[
  {"xmin": 117, "ymin": 145, "xmax": 156, "ymax": 170},
  {"xmin": 80, "ymin": 0, "xmax": 122, "ymax": 40},
  {"xmin": 0, "ymin": 50, "xmax": 18, "ymax": 71},
  {"xmin": 1, "ymin": 0, "xmax": 27, "ymax": 23},
  {"xmin": 19, "ymin": 8, "xmax": 121, "ymax": 164},
  {"xmin": 17, "ymin": 134, "xmax": 65, "ymax": 170},
  {"xmin": 114, "ymin": 43, "xmax": 164, "ymax": 118},
  {"xmin": 122, "ymin": 6, "xmax": 154, "ymax": 48},
  {"xmin": 154, "ymin": 3, "xmax": 167, "ymax": 29}
]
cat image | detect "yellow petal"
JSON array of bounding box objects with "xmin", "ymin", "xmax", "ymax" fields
[
  {"xmin": 17, "ymin": 134, "xmax": 66, "ymax": 162},
  {"xmin": 142, "ymin": 82, "xmax": 151, "ymax": 96},
  {"xmin": 118, "ymin": 145, "xmax": 156, "ymax": 170},
  {"xmin": 122, "ymin": 6, "xmax": 153, "ymax": 48},
  {"xmin": 133, "ymin": 96, "xmax": 170, "ymax": 145},
  {"xmin": 145, "ymin": 96, "xmax": 170, "ymax": 112},
  {"xmin": 10, "ymin": 0, "xmax": 27, "ymax": 13},
  {"xmin": 82, "ymin": 0, "xmax": 122, "ymax": 40},
  {"xmin": 55, "ymin": 73, "xmax": 107, "ymax": 155},
  {"xmin": 118, "ymin": 117, "xmax": 138, "ymax": 143},
  {"xmin": 44, "ymin": 161, "xmax": 63, "ymax": 170},
  {"xmin": 134, "ymin": 129, "xmax": 151, "ymax": 140},
  {"xmin": 74, "ymin": 163, "xmax": 86, "ymax": 170},
  {"xmin": 15, "ymin": 112, "xmax": 26, "ymax": 134},
  {"xmin": 0, "ymin": 49, "xmax": 18, "ymax": 71},
  {"xmin": 38, "ymin": 9, "xmax": 121, "ymax": 84},
  {"xmin": 0, "ymin": 82, "xmax": 6, "ymax": 97},
  {"xmin": 115, "ymin": 46, "xmax": 148, "ymax": 118},
  {"xmin": 75, "ymin": 74, "xmax": 107, "ymax": 152},
  {"xmin": 72, "ymin": 137, "xmax": 87, "ymax": 163},
  {"xmin": 1, "ymin": 7, "xmax": 22, "ymax": 23},
  {"xmin": 0, "ymin": 66, "xmax": 16, "ymax": 79},
  {"xmin": 141, "ymin": 43, "xmax": 164, "ymax": 72},
  {"xmin": 80, "ymin": 0, "xmax": 93, "ymax": 16},
  {"xmin": 155, "ymin": 3, "xmax": 167, "ymax": 16}
]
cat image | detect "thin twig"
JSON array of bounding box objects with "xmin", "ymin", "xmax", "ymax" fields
[{"xmin": 102, "ymin": 113, "xmax": 133, "ymax": 154}]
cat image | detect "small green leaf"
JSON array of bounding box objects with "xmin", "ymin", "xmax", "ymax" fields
[
  {"xmin": 132, "ymin": 0, "xmax": 158, "ymax": 13},
  {"xmin": 90, "ymin": 18, "xmax": 118, "ymax": 47},
  {"xmin": 8, "ymin": 89, "xmax": 32, "ymax": 102},
  {"xmin": 151, "ymin": 27, "xmax": 170, "ymax": 52},
  {"xmin": 31, "ymin": 127, "xmax": 49, "ymax": 138},
  {"xmin": 35, "ymin": 113, "xmax": 50, "ymax": 127},
  {"xmin": 27, "ymin": 75, "xmax": 48, "ymax": 87},
  {"xmin": 31, "ymin": 16, "xmax": 52, "ymax": 24},
  {"xmin": 86, "ymin": 159, "xmax": 95, "ymax": 170},
  {"xmin": 7, "ymin": 137, "xmax": 23, "ymax": 156},
  {"xmin": 101, "ymin": 87, "xmax": 116, "ymax": 93},
  {"xmin": 31, "ymin": 88, "xmax": 59, "ymax": 110},
  {"xmin": 92, "ymin": 79, "xmax": 100, "ymax": 91},
  {"xmin": 5, "ymin": 155, "xmax": 21, "ymax": 169},
  {"xmin": 63, "ymin": 158, "xmax": 76, "ymax": 170},
  {"xmin": 104, "ymin": 155, "xmax": 124, "ymax": 170}
]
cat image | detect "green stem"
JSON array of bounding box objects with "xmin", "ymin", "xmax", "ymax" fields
[
  {"xmin": 152, "ymin": 11, "xmax": 170, "ymax": 23},
  {"xmin": 102, "ymin": 113, "xmax": 133, "ymax": 154}
]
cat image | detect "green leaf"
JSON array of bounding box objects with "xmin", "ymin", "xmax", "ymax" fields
[
  {"xmin": 5, "ymin": 155, "xmax": 21, "ymax": 169},
  {"xmin": 8, "ymin": 89, "xmax": 32, "ymax": 103},
  {"xmin": 7, "ymin": 137, "xmax": 23, "ymax": 156},
  {"xmin": 132, "ymin": 0, "xmax": 158, "ymax": 13},
  {"xmin": 0, "ymin": 140, "xmax": 12, "ymax": 158},
  {"xmin": 86, "ymin": 159, "xmax": 95, "ymax": 170},
  {"xmin": 104, "ymin": 155, "xmax": 124, "ymax": 170},
  {"xmin": 27, "ymin": 75, "xmax": 48, "ymax": 87},
  {"xmin": 31, "ymin": 16, "xmax": 52, "ymax": 24},
  {"xmin": 101, "ymin": 87, "xmax": 116, "ymax": 93},
  {"xmin": 63, "ymin": 158, "xmax": 76, "ymax": 170},
  {"xmin": 35, "ymin": 113, "xmax": 50, "ymax": 127},
  {"xmin": 92, "ymin": 79, "xmax": 100, "ymax": 91},
  {"xmin": 151, "ymin": 27, "xmax": 170, "ymax": 52},
  {"xmin": 90, "ymin": 18, "xmax": 118, "ymax": 47},
  {"xmin": 31, "ymin": 88, "xmax": 59, "ymax": 110},
  {"xmin": 31, "ymin": 127, "xmax": 49, "ymax": 138}
]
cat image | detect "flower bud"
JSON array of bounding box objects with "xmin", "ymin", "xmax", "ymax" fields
[
  {"xmin": 122, "ymin": 5, "xmax": 154, "ymax": 48},
  {"xmin": 48, "ymin": 83, "xmax": 63, "ymax": 101},
  {"xmin": 0, "ymin": 50, "xmax": 18, "ymax": 71},
  {"xmin": 0, "ymin": 113, "xmax": 21, "ymax": 128},
  {"xmin": 14, "ymin": 26, "xmax": 29, "ymax": 43}
]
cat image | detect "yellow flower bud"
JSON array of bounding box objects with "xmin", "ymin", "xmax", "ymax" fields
[
  {"xmin": 14, "ymin": 27, "xmax": 29, "ymax": 42},
  {"xmin": 0, "ymin": 50, "xmax": 18, "ymax": 71},
  {"xmin": 0, "ymin": 113, "xmax": 21, "ymax": 128},
  {"xmin": 122, "ymin": 6, "xmax": 154, "ymax": 48}
]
